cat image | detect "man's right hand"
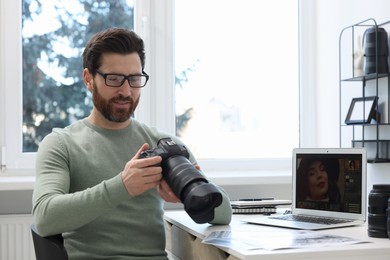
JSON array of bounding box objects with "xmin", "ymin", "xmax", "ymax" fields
[{"xmin": 121, "ymin": 143, "xmax": 163, "ymax": 197}]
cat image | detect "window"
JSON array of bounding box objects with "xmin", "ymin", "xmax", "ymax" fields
[
  {"xmin": 1, "ymin": 0, "xmax": 299, "ymax": 175},
  {"xmin": 174, "ymin": 0, "xmax": 299, "ymax": 160},
  {"xmin": 1, "ymin": 0, "xmax": 134, "ymax": 170}
]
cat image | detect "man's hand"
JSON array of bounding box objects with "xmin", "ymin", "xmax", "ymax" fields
[
  {"xmin": 158, "ymin": 179, "xmax": 180, "ymax": 203},
  {"xmin": 158, "ymin": 164, "xmax": 201, "ymax": 203},
  {"xmin": 121, "ymin": 143, "xmax": 163, "ymax": 197}
]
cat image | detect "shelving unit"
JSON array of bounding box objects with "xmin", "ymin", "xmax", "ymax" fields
[{"xmin": 339, "ymin": 18, "xmax": 390, "ymax": 163}]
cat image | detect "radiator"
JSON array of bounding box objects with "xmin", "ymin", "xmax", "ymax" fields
[{"xmin": 0, "ymin": 214, "xmax": 35, "ymax": 260}]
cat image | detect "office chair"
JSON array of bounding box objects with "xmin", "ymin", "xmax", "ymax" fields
[{"xmin": 31, "ymin": 224, "xmax": 68, "ymax": 260}]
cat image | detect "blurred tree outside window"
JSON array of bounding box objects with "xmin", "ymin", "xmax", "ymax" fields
[{"xmin": 22, "ymin": 0, "xmax": 134, "ymax": 152}]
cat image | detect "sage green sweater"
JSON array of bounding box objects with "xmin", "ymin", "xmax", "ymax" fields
[{"xmin": 32, "ymin": 118, "xmax": 232, "ymax": 259}]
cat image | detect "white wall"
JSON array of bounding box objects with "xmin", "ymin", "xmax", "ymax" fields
[{"xmin": 301, "ymin": 0, "xmax": 390, "ymax": 192}]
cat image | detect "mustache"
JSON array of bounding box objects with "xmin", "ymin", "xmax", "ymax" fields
[{"xmin": 110, "ymin": 95, "xmax": 132, "ymax": 102}]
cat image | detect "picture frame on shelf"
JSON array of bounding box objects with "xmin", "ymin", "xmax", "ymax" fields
[{"xmin": 345, "ymin": 96, "xmax": 379, "ymax": 125}]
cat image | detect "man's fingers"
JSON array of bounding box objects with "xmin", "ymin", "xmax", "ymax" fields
[
  {"xmin": 132, "ymin": 143, "xmax": 150, "ymax": 160},
  {"xmin": 158, "ymin": 179, "xmax": 180, "ymax": 203}
]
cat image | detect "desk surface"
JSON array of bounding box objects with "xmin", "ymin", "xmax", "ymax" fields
[{"xmin": 164, "ymin": 210, "xmax": 390, "ymax": 260}]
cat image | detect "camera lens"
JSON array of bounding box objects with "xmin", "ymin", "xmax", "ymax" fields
[
  {"xmin": 387, "ymin": 198, "xmax": 390, "ymax": 239},
  {"xmin": 142, "ymin": 137, "xmax": 224, "ymax": 224},
  {"xmin": 163, "ymin": 156, "xmax": 222, "ymax": 223},
  {"xmin": 368, "ymin": 184, "xmax": 390, "ymax": 238},
  {"xmin": 364, "ymin": 27, "xmax": 389, "ymax": 75}
]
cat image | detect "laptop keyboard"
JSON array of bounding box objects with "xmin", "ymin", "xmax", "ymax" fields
[{"xmin": 270, "ymin": 214, "xmax": 353, "ymax": 225}]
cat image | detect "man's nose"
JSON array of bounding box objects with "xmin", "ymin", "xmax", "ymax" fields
[{"xmin": 118, "ymin": 79, "xmax": 132, "ymax": 94}]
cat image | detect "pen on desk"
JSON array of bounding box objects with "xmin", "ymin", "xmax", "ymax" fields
[{"xmin": 238, "ymin": 198, "xmax": 274, "ymax": 201}]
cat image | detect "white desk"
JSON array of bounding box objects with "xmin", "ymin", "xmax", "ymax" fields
[{"xmin": 164, "ymin": 210, "xmax": 390, "ymax": 260}]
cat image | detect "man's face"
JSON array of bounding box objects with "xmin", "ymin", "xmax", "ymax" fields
[{"xmin": 91, "ymin": 53, "xmax": 142, "ymax": 122}]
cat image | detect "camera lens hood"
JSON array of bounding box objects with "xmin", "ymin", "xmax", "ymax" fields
[{"xmin": 183, "ymin": 183, "xmax": 223, "ymax": 223}]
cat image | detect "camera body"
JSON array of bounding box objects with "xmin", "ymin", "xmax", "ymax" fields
[
  {"xmin": 140, "ymin": 137, "xmax": 223, "ymax": 223},
  {"xmin": 140, "ymin": 137, "xmax": 190, "ymax": 164}
]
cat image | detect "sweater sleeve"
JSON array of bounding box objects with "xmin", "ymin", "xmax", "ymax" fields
[
  {"xmin": 208, "ymin": 187, "xmax": 232, "ymax": 225},
  {"xmin": 32, "ymin": 132, "xmax": 130, "ymax": 236}
]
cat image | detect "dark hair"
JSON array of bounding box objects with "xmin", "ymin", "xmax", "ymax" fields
[
  {"xmin": 82, "ymin": 28, "xmax": 146, "ymax": 75},
  {"xmin": 296, "ymin": 158, "xmax": 341, "ymax": 203}
]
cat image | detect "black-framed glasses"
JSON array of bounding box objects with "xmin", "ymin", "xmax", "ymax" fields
[{"xmin": 96, "ymin": 70, "xmax": 149, "ymax": 88}]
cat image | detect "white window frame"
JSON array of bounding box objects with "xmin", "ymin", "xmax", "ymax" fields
[
  {"xmin": 0, "ymin": 0, "xmax": 315, "ymax": 187},
  {"xmin": 0, "ymin": 0, "xmax": 35, "ymax": 174}
]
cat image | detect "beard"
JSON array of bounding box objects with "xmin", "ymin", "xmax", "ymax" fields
[{"xmin": 92, "ymin": 83, "xmax": 140, "ymax": 122}]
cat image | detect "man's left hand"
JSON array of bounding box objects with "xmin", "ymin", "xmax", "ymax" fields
[{"xmin": 158, "ymin": 164, "xmax": 201, "ymax": 203}]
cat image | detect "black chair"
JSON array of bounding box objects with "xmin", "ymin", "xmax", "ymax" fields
[{"xmin": 31, "ymin": 224, "xmax": 68, "ymax": 260}]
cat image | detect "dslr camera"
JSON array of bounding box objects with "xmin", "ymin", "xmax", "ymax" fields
[{"xmin": 140, "ymin": 137, "xmax": 222, "ymax": 224}]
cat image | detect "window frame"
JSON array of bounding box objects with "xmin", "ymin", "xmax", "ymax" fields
[
  {"xmin": 0, "ymin": 0, "xmax": 34, "ymax": 173},
  {"xmin": 0, "ymin": 0, "xmax": 310, "ymax": 182}
]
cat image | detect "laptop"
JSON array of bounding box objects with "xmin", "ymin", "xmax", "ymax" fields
[{"xmin": 246, "ymin": 148, "xmax": 367, "ymax": 230}]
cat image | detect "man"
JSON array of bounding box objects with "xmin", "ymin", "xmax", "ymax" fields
[{"xmin": 32, "ymin": 28, "xmax": 232, "ymax": 259}]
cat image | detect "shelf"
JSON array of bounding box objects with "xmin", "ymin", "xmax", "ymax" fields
[
  {"xmin": 368, "ymin": 158, "xmax": 390, "ymax": 163},
  {"xmin": 339, "ymin": 18, "xmax": 390, "ymax": 163},
  {"xmin": 352, "ymin": 140, "xmax": 390, "ymax": 162},
  {"xmin": 341, "ymin": 123, "xmax": 390, "ymax": 127},
  {"xmin": 342, "ymin": 73, "xmax": 389, "ymax": 82},
  {"xmin": 352, "ymin": 139, "xmax": 390, "ymax": 143}
]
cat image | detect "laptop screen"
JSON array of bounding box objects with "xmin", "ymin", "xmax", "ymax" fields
[{"xmin": 294, "ymin": 150, "xmax": 365, "ymax": 216}]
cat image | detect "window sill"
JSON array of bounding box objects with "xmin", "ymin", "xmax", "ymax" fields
[
  {"xmin": 0, "ymin": 169, "xmax": 35, "ymax": 191},
  {"xmin": 0, "ymin": 169, "xmax": 291, "ymax": 191},
  {"xmin": 208, "ymin": 170, "xmax": 291, "ymax": 186}
]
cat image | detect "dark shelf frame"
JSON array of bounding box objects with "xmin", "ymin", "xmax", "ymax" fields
[{"xmin": 339, "ymin": 18, "xmax": 390, "ymax": 163}]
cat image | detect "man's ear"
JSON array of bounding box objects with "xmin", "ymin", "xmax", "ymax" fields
[{"xmin": 83, "ymin": 68, "xmax": 93, "ymax": 91}]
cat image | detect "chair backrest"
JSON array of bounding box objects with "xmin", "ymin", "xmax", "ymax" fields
[{"xmin": 31, "ymin": 224, "xmax": 68, "ymax": 260}]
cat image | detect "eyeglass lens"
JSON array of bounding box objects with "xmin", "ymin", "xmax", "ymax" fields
[{"xmin": 105, "ymin": 74, "xmax": 147, "ymax": 87}]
